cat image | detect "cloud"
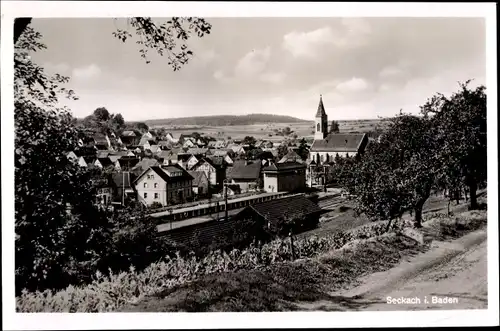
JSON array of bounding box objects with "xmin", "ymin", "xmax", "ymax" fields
[
  {"xmin": 282, "ymin": 27, "xmax": 335, "ymax": 58},
  {"xmin": 379, "ymin": 66, "xmax": 405, "ymax": 78},
  {"xmin": 72, "ymin": 64, "xmax": 101, "ymax": 80},
  {"xmin": 260, "ymin": 72, "xmax": 286, "ymax": 84},
  {"xmin": 336, "ymin": 77, "xmax": 369, "ymax": 93},
  {"xmin": 234, "ymin": 47, "xmax": 271, "ymax": 78},
  {"xmin": 282, "ymin": 19, "xmax": 371, "ymax": 59}
]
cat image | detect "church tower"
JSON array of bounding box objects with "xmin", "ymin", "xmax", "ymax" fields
[{"xmin": 314, "ymin": 95, "xmax": 328, "ymax": 140}]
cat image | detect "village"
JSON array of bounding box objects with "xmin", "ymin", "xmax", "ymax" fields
[{"xmin": 65, "ymin": 96, "xmax": 370, "ymax": 240}]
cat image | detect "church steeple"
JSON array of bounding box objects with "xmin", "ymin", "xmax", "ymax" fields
[
  {"xmin": 315, "ymin": 94, "xmax": 327, "ymax": 118},
  {"xmin": 314, "ymin": 94, "xmax": 328, "ymax": 140}
]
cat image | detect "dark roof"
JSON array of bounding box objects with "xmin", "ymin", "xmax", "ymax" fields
[
  {"xmin": 225, "ymin": 184, "xmax": 241, "ymax": 194},
  {"xmin": 112, "ymin": 172, "xmax": 136, "ymax": 188},
  {"xmin": 227, "ymin": 161, "xmax": 261, "ymax": 180},
  {"xmin": 97, "ymin": 157, "xmax": 113, "ymax": 167},
  {"xmin": 117, "ymin": 157, "xmax": 141, "ymax": 169},
  {"xmin": 177, "ymin": 153, "xmax": 193, "ymax": 162},
  {"xmin": 248, "ymin": 195, "xmax": 322, "ymax": 224},
  {"xmin": 315, "ymin": 95, "xmax": 327, "ymax": 118},
  {"xmin": 206, "ymin": 156, "xmax": 226, "ymax": 168},
  {"xmin": 134, "ymin": 165, "xmax": 194, "ymax": 184},
  {"xmin": 158, "ymin": 140, "xmax": 171, "ymax": 147},
  {"xmin": 310, "ymin": 133, "xmax": 367, "ymax": 152},
  {"xmin": 263, "ymin": 161, "xmax": 306, "ymax": 172},
  {"xmin": 187, "ymin": 170, "xmax": 207, "ymax": 187}
]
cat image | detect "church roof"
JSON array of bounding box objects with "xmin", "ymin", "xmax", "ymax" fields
[
  {"xmin": 315, "ymin": 95, "xmax": 327, "ymax": 118},
  {"xmin": 310, "ymin": 133, "xmax": 368, "ymax": 152}
]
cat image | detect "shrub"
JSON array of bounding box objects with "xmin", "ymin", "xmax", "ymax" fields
[{"xmin": 16, "ymin": 212, "xmax": 481, "ymax": 312}]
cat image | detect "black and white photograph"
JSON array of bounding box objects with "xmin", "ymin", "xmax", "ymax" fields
[{"xmin": 1, "ymin": 1, "xmax": 498, "ymax": 329}]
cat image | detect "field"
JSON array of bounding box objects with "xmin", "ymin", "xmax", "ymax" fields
[{"xmin": 149, "ymin": 119, "xmax": 388, "ymax": 141}]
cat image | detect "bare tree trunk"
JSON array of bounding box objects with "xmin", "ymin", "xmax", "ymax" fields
[
  {"xmin": 469, "ymin": 181, "xmax": 479, "ymax": 210},
  {"xmin": 385, "ymin": 218, "xmax": 393, "ymax": 233},
  {"xmin": 414, "ymin": 204, "xmax": 423, "ymax": 228},
  {"xmin": 447, "ymin": 199, "xmax": 451, "ymax": 215},
  {"xmin": 464, "ymin": 186, "xmax": 468, "ymax": 202}
]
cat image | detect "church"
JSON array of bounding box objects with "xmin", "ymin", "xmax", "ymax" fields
[
  {"xmin": 307, "ymin": 95, "xmax": 369, "ymax": 186},
  {"xmin": 308, "ymin": 95, "xmax": 369, "ymax": 165}
]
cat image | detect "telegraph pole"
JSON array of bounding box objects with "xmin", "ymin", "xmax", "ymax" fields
[{"xmin": 223, "ymin": 179, "xmax": 229, "ymax": 221}]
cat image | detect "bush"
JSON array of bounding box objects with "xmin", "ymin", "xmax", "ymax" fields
[{"xmin": 17, "ymin": 211, "xmax": 484, "ymax": 312}]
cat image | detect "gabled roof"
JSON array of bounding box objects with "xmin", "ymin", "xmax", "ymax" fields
[
  {"xmin": 310, "ymin": 133, "xmax": 367, "ymax": 152},
  {"xmin": 96, "ymin": 157, "xmax": 113, "ymax": 167},
  {"xmin": 177, "ymin": 153, "xmax": 193, "ymax": 162},
  {"xmin": 247, "ymin": 195, "xmax": 322, "ymax": 224},
  {"xmin": 186, "ymin": 147, "xmax": 209, "ymax": 155},
  {"xmin": 315, "ymin": 95, "xmax": 327, "ymax": 118},
  {"xmin": 157, "ymin": 140, "xmax": 171, "ymax": 147},
  {"xmin": 187, "ymin": 170, "xmax": 208, "ymax": 187},
  {"xmin": 278, "ymin": 150, "xmax": 304, "ymax": 163},
  {"xmin": 133, "ymin": 164, "xmax": 193, "ymax": 184},
  {"xmin": 121, "ymin": 130, "xmax": 137, "ymax": 137},
  {"xmin": 227, "ymin": 161, "xmax": 261, "ymax": 180},
  {"xmin": 263, "ymin": 161, "xmax": 306, "ymax": 172},
  {"xmin": 131, "ymin": 157, "xmax": 160, "ymax": 172},
  {"xmin": 117, "ymin": 157, "xmax": 141, "ymax": 169}
]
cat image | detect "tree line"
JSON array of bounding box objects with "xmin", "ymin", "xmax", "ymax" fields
[{"xmin": 331, "ymin": 81, "xmax": 486, "ymax": 229}]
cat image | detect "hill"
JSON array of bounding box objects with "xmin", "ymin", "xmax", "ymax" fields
[{"xmin": 144, "ymin": 114, "xmax": 310, "ymax": 127}]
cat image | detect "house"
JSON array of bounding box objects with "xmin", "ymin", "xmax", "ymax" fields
[
  {"xmin": 94, "ymin": 134, "xmax": 111, "ymax": 150},
  {"xmin": 158, "ymin": 150, "xmax": 178, "ymax": 165},
  {"xmin": 142, "ymin": 131, "xmax": 154, "ymax": 140},
  {"xmin": 221, "ymin": 184, "xmax": 241, "ymax": 196},
  {"xmin": 131, "ymin": 157, "xmax": 160, "ymax": 175},
  {"xmin": 191, "ymin": 156, "xmax": 227, "ymax": 186},
  {"xmin": 226, "ymin": 161, "xmax": 262, "ymax": 192},
  {"xmin": 139, "ymin": 137, "xmax": 154, "ymax": 150},
  {"xmin": 183, "ymin": 139, "xmax": 196, "ymax": 149},
  {"xmin": 177, "ymin": 153, "xmax": 193, "ymax": 170},
  {"xmin": 95, "ymin": 175, "xmax": 114, "ymax": 207},
  {"xmin": 133, "ymin": 164, "xmax": 194, "ymax": 206},
  {"xmin": 196, "ymin": 138, "xmax": 206, "ymax": 147},
  {"xmin": 149, "ymin": 145, "xmax": 160, "ymax": 154},
  {"xmin": 228, "ymin": 144, "xmax": 245, "ymax": 155},
  {"xmin": 158, "ymin": 140, "xmax": 172, "ymax": 150},
  {"xmin": 235, "ymin": 194, "xmax": 323, "ymax": 236},
  {"xmin": 121, "ymin": 130, "xmax": 140, "ymax": 146},
  {"xmin": 262, "ymin": 161, "xmax": 306, "ymax": 193},
  {"xmin": 186, "ymin": 147, "xmax": 210, "ymax": 156},
  {"xmin": 278, "ymin": 150, "xmax": 305, "ymax": 164},
  {"xmin": 214, "ymin": 140, "xmax": 227, "ymax": 149},
  {"xmin": 207, "ymin": 141, "xmax": 217, "ymax": 148},
  {"xmin": 187, "ymin": 170, "xmax": 209, "ymax": 197},
  {"xmin": 165, "ymin": 132, "xmax": 178, "ymax": 143},
  {"xmin": 111, "ymin": 171, "xmax": 137, "ymax": 205},
  {"xmin": 115, "ymin": 157, "xmax": 141, "ymax": 171},
  {"xmin": 186, "ymin": 154, "xmax": 200, "ymax": 170},
  {"xmin": 95, "ymin": 157, "xmax": 115, "ymax": 170},
  {"xmin": 77, "ymin": 156, "xmax": 88, "ymax": 167}
]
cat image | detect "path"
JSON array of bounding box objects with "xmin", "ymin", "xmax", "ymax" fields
[{"xmin": 296, "ymin": 228, "xmax": 488, "ymax": 311}]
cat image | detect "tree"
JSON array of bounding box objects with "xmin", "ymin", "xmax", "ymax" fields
[
  {"xmin": 297, "ymin": 138, "xmax": 309, "ymax": 161},
  {"xmin": 14, "ymin": 17, "xmax": 212, "ymax": 71},
  {"xmin": 242, "ymin": 136, "xmax": 257, "ymax": 148},
  {"xmin": 421, "ymin": 81, "xmax": 486, "ymax": 210},
  {"xmin": 13, "ymin": 16, "xmax": 211, "ymax": 293},
  {"xmin": 93, "ymin": 107, "xmax": 110, "ymax": 122},
  {"xmin": 329, "ymin": 120, "xmax": 340, "ymax": 133},
  {"xmin": 113, "ymin": 113, "xmax": 125, "ymax": 127},
  {"xmin": 334, "ymin": 114, "xmax": 438, "ymax": 228},
  {"xmin": 277, "ymin": 144, "xmax": 289, "ymax": 160},
  {"xmin": 283, "ymin": 126, "xmax": 293, "ymax": 136},
  {"xmin": 136, "ymin": 122, "xmax": 149, "ymax": 132}
]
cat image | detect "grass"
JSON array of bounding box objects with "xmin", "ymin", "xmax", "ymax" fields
[{"xmin": 121, "ymin": 207, "xmax": 487, "ymax": 312}]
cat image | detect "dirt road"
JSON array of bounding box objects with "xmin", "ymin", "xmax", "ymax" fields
[{"xmin": 298, "ymin": 228, "xmax": 488, "ymax": 311}]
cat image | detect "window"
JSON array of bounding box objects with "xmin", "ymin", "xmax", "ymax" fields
[
  {"xmin": 154, "ymin": 183, "xmax": 158, "ymax": 188},
  {"xmin": 154, "ymin": 193, "xmax": 159, "ymax": 199},
  {"xmin": 143, "ymin": 183, "xmax": 148, "ymax": 188},
  {"xmin": 317, "ymin": 123, "xmax": 320, "ymax": 132},
  {"xmin": 144, "ymin": 193, "xmax": 148, "ymax": 198}
]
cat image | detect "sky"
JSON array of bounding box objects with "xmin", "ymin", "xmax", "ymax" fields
[{"xmin": 29, "ymin": 17, "xmax": 486, "ymax": 121}]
